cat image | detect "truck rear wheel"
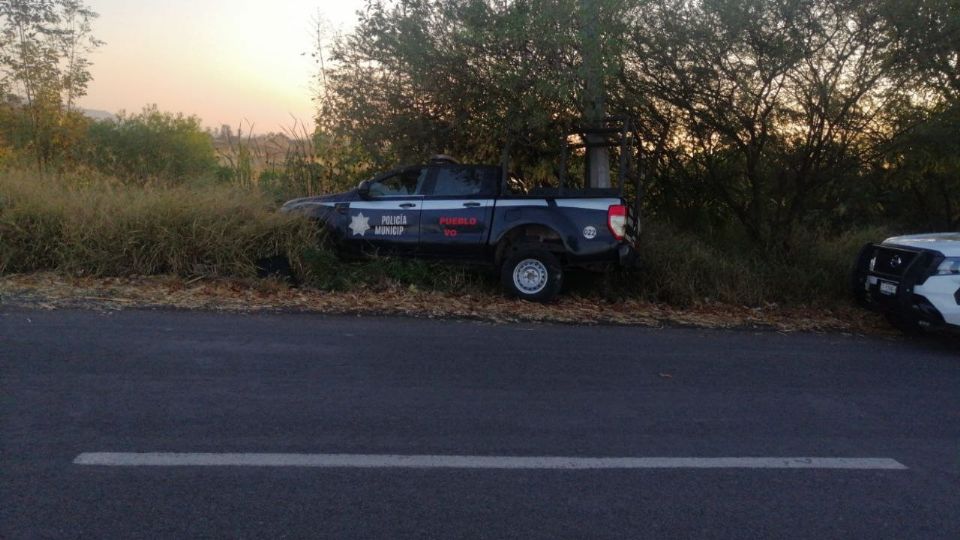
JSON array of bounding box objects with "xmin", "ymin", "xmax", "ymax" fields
[{"xmin": 501, "ymin": 248, "xmax": 563, "ymax": 302}]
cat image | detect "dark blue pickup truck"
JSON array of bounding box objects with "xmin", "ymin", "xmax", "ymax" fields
[{"xmin": 281, "ymin": 157, "xmax": 639, "ymax": 301}]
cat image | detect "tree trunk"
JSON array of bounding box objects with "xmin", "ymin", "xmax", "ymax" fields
[{"xmin": 580, "ymin": 0, "xmax": 610, "ymax": 189}]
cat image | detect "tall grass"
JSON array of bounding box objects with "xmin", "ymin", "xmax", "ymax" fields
[
  {"xmin": 1, "ymin": 170, "xmax": 881, "ymax": 307},
  {"xmin": 0, "ymin": 171, "xmax": 315, "ymax": 278},
  {"xmin": 215, "ymin": 120, "xmax": 325, "ymax": 200},
  {"xmin": 623, "ymin": 223, "xmax": 887, "ymax": 306}
]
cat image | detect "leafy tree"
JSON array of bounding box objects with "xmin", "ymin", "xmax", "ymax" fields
[
  {"xmin": 883, "ymin": 0, "xmax": 960, "ymax": 105},
  {"xmin": 317, "ymin": 0, "xmax": 630, "ymax": 185},
  {"xmin": 869, "ymin": 0, "xmax": 960, "ymax": 231},
  {"xmin": 622, "ymin": 0, "xmax": 901, "ymax": 243},
  {"xmin": 317, "ymin": 0, "xmax": 959, "ymax": 240},
  {"xmin": 0, "ymin": 0, "xmax": 102, "ymax": 170},
  {"xmin": 881, "ymin": 105, "xmax": 960, "ymax": 230}
]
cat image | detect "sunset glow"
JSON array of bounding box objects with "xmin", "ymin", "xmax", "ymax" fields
[{"xmin": 82, "ymin": 0, "xmax": 365, "ymax": 133}]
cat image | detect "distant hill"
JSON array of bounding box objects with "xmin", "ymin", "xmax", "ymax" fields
[{"xmin": 82, "ymin": 109, "xmax": 116, "ymax": 121}]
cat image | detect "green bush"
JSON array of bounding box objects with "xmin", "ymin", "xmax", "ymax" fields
[{"xmin": 83, "ymin": 106, "xmax": 219, "ymax": 184}]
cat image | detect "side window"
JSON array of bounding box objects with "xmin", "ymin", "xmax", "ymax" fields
[
  {"xmin": 368, "ymin": 168, "xmax": 427, "ymax": 198},
  {"xmin": 429, "ymin": 166, "xmax": 496, "ymax": 198}
]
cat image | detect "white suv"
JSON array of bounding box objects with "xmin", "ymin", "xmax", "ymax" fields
[{"xmin": 853, "ymin": 233, "xmax": 960, "ymax": 331}]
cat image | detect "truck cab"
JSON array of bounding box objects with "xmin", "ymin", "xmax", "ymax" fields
[{"xmin": 343, "ymin": 161, "xmax": 502, "ymax": 259}]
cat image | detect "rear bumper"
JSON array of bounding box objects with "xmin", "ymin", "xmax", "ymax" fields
[
  {"xmin": 852, "ymin": 243, "xmax": 960, "ymax": 328},
  {"xmin": 563, "ymin": 242, "xmax": 638, "ymax": 269}
]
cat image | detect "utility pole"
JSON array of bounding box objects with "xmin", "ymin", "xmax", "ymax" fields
[{"xmin": 580, "ymin": 0, "xmax": 610, "ymax": 189}]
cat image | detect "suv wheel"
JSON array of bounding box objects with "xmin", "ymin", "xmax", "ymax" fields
[{"xmin": 501, "ymin": 248, "xmax": 563, "ymax": 302}]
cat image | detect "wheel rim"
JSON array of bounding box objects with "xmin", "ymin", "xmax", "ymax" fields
[{"xmin": 513, "ymin": 258, "xmax": 549, "ymax": 295}]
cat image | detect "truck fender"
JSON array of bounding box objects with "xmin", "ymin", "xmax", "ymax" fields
[
  {"xmin": 296, "ymin": 203, "xmax": 345, "ymax": 245},
  {"xmin": 492, "ymin": 222, "xmax": 574, "ymax": 266}
]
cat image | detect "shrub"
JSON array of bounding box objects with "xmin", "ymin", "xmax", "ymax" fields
[{"xmin": 83, "ymin": 106, "xmax": 219, "ymax": 184}]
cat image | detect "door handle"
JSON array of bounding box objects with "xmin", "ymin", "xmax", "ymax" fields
[
  {"xmin": 399, "ymin": 203, "xmax": 417, "ymax": 209},
  {"xmin": 462, "ymin": 201, "xmax": 482, "ymax": 208}
]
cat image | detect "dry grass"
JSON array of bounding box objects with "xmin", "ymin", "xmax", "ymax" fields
[
  {"xmin": 614, "ymin": 222, "xmax": 889, "ymax": 306},
  {"xmin": 0, "ymin": 171, "xmax": 315, "ymax": 277}
]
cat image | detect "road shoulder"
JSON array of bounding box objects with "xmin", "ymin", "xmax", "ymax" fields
[{"xmin": 1, "ymin": 272, "xmax": 895, "ymax": 336}]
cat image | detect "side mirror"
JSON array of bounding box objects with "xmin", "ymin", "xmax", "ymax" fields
[{"xmin": 357, "ymin": 180, "xmax": 371, "ymax": 199}]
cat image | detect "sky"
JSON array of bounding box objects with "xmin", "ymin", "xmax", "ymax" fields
[{"xmin": 82, "ymin": 0, "xmax": 365, "ymax": 133}]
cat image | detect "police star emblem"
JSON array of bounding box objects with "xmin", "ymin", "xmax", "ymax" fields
[{"xmin": 349, "ymin": 212, "xmax": 371, "ymax": 236}]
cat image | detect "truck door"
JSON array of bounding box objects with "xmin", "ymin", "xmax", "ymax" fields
[
  {"xmin": 345, "ymin": 167, "xmax": 426, "ymax": 254},
  {"xmin": 419, "ymin": 165, "xmax": 498, "ymax": 258}
]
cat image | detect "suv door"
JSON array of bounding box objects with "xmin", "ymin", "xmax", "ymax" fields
[
  {"xmin": 345, "ymin": 167, "xmax": 426, "ymax": 254},
  {"xmin": 419, "ymin": 165, "xmax": 498, "ymax": 258}
]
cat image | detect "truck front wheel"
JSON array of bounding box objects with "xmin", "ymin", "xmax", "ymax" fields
[{"xmin": 501, "ymin": 248, "xmax": 563, "ymax": 302}]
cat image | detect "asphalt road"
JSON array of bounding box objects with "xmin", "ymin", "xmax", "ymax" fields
[{"xmin": 1, "ymin": 308, "xmax": 958, "ymax": 539}]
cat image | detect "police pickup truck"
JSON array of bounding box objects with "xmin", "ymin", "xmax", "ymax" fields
[
  {"xmin": 852, "ymin": 233, "xmax": 960, "ymax": 332},
  {"xmin": 281, "ymin": 158, "xmax": 639, "ymax": 301}
]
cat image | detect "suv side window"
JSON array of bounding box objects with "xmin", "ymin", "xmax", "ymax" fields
[
  {"xmin": 368, "ymin": 168, "xmax": 427, "ymax": 198},
  {"xmin": 429, "ymin": 166, "xmax": 497, "ymax": 198}
]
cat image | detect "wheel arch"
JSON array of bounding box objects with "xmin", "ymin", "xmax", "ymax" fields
[{"xmin": 493, "ymin": 223, "xmax": 571, "ymax": 267}]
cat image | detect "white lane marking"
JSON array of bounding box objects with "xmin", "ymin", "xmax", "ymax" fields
[{"xmin": 73, "ymin": 453, "xmax": 908, "ymax": 470}]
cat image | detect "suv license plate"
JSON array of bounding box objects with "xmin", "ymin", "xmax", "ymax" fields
[{"xmin": 879, "ymin": 281, "xmax": 898, "ymax": 296}]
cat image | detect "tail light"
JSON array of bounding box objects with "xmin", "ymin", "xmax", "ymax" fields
[{"xmin": 608, "ymin": 205, "xmax": 626, "ymax": 241}]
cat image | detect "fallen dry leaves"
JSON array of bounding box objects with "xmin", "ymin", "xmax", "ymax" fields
[{"xmin": 0, "ymin": 272, "xmax": 894, "ymax": 336}]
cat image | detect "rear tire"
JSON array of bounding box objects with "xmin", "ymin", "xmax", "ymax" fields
[{"xmin": 500, "ymin": 247, "xmax": 563, "ymax": 302}]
